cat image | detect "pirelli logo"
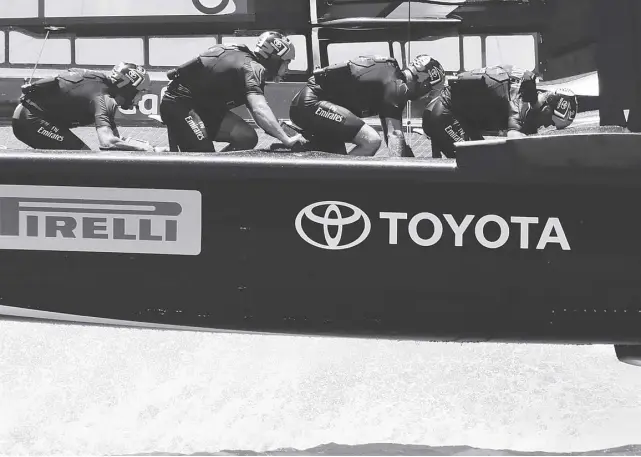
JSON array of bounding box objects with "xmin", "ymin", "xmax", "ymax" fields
[{"xmin": 0, "ymin": 186, "xmax": 202, "ymax": 255}]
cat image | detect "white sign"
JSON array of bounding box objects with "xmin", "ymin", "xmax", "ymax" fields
[
  {"xmin": 296, "ymin": 201, "xmax": 571, "ymax": 251},
  {"xmin": 44, "ymin": 0, "xmax": 242, "ymax": 17},
  {"xmin": 3, "ymin": 0, "xmax": 39, "ymax": 18},
  {"xmin": 0, "ymin": 185, "xmax": 202, "ymax": 255}
]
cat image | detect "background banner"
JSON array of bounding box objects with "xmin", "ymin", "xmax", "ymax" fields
[
  {"xmin": 45, "ymin": 0, "xmax": 247, "ymax": 17},
  {"xmin": 2, "ymin": 0, "xmax": 249, "ymax": 19}
]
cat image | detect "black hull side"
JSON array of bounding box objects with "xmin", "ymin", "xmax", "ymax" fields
[{"xmin": 0, "ymin": 136, "xmax": 641, "ymax": 345}]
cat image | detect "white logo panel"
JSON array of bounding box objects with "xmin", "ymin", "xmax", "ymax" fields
[{"xmin": 0, "ymin": 185, "xmax": 202, "ymax": 255}]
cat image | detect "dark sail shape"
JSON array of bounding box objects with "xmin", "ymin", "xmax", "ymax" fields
[{"xmin": 313, "ymin": 1, "xmax": 592, "ymax": 80}]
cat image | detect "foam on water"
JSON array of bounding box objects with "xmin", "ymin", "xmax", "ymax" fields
[{"xmin": 1, "ymin": 321, "xmax": 641, "ymax": 455}]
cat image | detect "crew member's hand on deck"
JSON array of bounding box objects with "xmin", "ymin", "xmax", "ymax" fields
[
  {"xmin": 283, "ymin": 133, "xmax": 308, "ymax": 149},
  {"xmin": 507, "ymin": 130, "xmax": 527, "ymax": 139}
]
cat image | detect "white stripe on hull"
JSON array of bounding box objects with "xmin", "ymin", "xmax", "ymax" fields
[{"xmin": 0, "ymin": 304, "xmax": 277, "ymax": 336}]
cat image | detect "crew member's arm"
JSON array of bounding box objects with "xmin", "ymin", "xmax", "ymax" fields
[
  {"xmin": 381, "ymin": 80, "xmax": 411, "ymax": 157},
  {"xmin": 514, "ymin": 69, "xmax": 538, "ymax": 104},
  {"xmin": 96, "ymin": 125, "xmax": 163, "ymax": 150},
  {"xmin": 246, "ymin": 93, "xmax": 305, "ymax": 147},
  {"xmin": 506, "ymin": 99, "xmax": 528, "ymax": 138},
  {"xmin": 381, "ymin": 116, "xmax": 410, "ymax": 157},
  {"xmin": 94, "ymin": 95, "xmax": 167, "ymax": 151},
  {"xmin": 242, "ymin": 61, "xmax": 306, "ymax": 148},
  {"xmin": 507, "ymin": 130, "xmax": 527, "ymax": 138},
  {"xmin": 507, "ymin": 68, "xmax": 538, "ymax": 139}
]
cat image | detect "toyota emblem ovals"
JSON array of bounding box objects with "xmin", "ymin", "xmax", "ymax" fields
[{"xmin": 295, "ymin": 201, "xmax": 371, "ymax": 250}]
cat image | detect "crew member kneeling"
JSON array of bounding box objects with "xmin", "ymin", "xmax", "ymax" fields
[
  {"xmin": 289, "ymin": 55, "xmax": 446, "ymax": 157},
  {"xmin": 422, "ymin": 65, "xmax": 578, "ymax": 158},
  {"xmin": 12, "ymin": 62, "xmax": 163, "ymax": 152},
  {"xmin": 160, "ymin": 31, "xmax": 306, "ymax": 152}
]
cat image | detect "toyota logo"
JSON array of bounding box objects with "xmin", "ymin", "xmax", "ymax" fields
[
  {"xmin": 295, "ymin": 201, "xmax": 371, "ymax": 250},
  {"xmin": 192, "ymin": 0, "xmax": 233, "ymax": 14}
]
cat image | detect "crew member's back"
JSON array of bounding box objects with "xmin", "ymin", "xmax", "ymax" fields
[
  {"xmin": 442, "ymin": 65, "xmax": 537, "ymax": 133},
  {"xmin": 160, "ymin": 31, "xmax": 305, "ymax": 152},
  {"xmin": 164, "ymin": 44, "xmax": 266, "ymax": 111},
  {"xmin": 307, "ymin": 56, "xmax": 408, "ymax": 118},
  {"xmin": 422, "ymin": 65, "xmax": 549, "ymax": 157},
  {"xmin": 20, "ymin": 68, "xmax": 117, "ymax": 129},
  {"xmin": 12, "ymin": 63, "xmax": 163, "ymax": 152},
  {"xmin": 290, "ymin": 54, "xmax": 445, "ymax": 157}
]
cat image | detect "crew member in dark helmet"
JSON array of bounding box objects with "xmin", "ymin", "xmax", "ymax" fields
[
  {"xmin": 12, "ymin": 62, "xmax": 163, "ymax": 151},
  {"xmin": 421, "ymin": 65, "xmax": 578, "ymax": 158},
  {"xmin": 288, "ymin": 54, "xmax": 446, "ymax": 157},
  {"xmin": 159, "ymin": 31, "xmax": 306, "ymax": 152}
]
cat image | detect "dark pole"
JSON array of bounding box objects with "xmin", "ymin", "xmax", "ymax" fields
[
  {"xmin": 626, "ymin": 1, "xmax": 641, "ymax": 132},
  {"xmin": 596, "ymin": 0, "xmax": 641, "ymax": 130}
]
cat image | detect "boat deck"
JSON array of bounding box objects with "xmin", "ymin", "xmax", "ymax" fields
[{"xmin": 0, "ymin": 110, "xmax": 629, "ymax": 157}]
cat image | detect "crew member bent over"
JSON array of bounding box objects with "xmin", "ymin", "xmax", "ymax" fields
[
  {"xmin": 289, "ymin": 54, "xmax": 446, "ymax": 157},
  {"xmin": 12, "ymin": 62, "xmax": 163, "ymax": 152},
  {"xmin": 422, "ymin": 65, "xmax": 578, "ymax": 158},
  {"xmin": 160, "ymin": 31, "xmax": 306, "ymax": 152}
]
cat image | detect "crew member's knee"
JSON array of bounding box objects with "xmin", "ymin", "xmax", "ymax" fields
[
  {"xmin": 421, "ymin": 114, "xmax": 432, "ymax": 135},
  {"xmin": 11, "ymin": 120, "xmax": 32, "ymax": 147},
  {"xmin": 352, "ymin": 124, "xmax": 381, "ymax": 156},
  {"xmin": 230, "ymin": 124, "xmax": 258, "ymax": 150},
  {"xmin": 11, "ymin": 119, "xmax": 22, "ymax": 137}
]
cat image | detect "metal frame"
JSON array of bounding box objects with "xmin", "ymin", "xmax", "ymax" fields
[
  {"xmin": 2, "ymin": 30, "xmax": 8, "ymax": 65},
  {"xmin": 0, "ymin": 0, "xmax": 542, "ymax": 77},
  {"xmin": 0, "ymin": 26, "xmax": 314, "ymax": 77}
]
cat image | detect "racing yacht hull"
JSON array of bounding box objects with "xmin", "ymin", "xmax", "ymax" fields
[{"xmin": 0, "ymin": 133, "xmax": 640, "ymax": 349}]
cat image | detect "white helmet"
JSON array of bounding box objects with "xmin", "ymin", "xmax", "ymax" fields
[
  {"xmin": 547, "ymin": 88, "xmax": 578, "ymax": 129},
  {"xmin": 407, "ymin": 55, "xmax": 446, "ymax": 94}
]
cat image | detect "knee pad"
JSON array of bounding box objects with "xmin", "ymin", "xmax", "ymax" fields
[
  {"xmin": 367, "ymin": 132, "xmax": 382, "ymax": 149},
  {"xmin": 355, "ymin": 126, "xmax": 381, "ymax": 148},
  {"xmin": 234, "ymin": 126, "xmax": 258, "ymax": 148}
]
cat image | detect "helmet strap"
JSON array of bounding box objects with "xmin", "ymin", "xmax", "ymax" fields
[{"xmin": 402, "ymin": 68, "xmax": 415, "ymax": 83}]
